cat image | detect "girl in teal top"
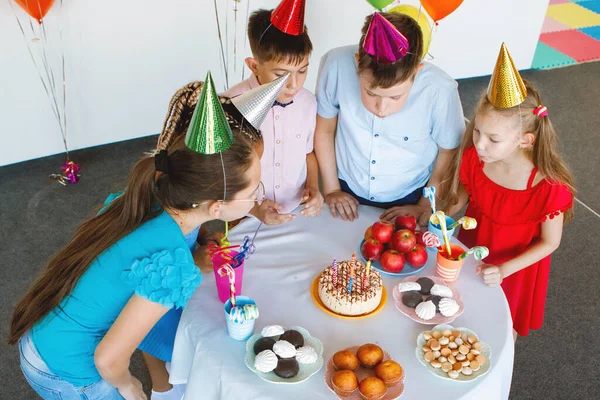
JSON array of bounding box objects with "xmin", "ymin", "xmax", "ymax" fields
[{"xmin": 9, "ymin": 133, "xmax": 262, "ymax": 400}]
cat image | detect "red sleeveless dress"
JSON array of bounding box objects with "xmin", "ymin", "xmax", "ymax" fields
[{"xmin": 458, "ymin": 147, "xmax": 573, "ymax": 336}]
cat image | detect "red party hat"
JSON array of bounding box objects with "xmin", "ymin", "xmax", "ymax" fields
[{"xmin": 270, "ymin": 0, "xmax": 306, "ymax": 36}]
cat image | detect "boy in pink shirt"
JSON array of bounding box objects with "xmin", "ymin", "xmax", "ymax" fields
[{"xmin": 223, "ymin": 1, "xmax": 323, "ymax": 225}]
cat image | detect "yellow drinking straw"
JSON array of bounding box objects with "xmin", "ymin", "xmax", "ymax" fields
[{"xmin": 434, "ymin": 211, "xmax": 452, "ymax": 256}]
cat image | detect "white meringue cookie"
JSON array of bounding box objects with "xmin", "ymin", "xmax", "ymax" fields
[
  {"xmin": 415, "ymin": 300, "xmax": 436, "ymax": 320},
  {"xmin": 397, "ymin": 281, "xmax": 421, "ymax": 292},
  {"xmin": 261, "ymin": 325, "xmax": 285, "ymax": 337},
  {"xmin": 439, "ymin": 298, "xmax": 460, "ymax": 317},
  {"xmin": 254, "ymin": 349, "xmax": 278, "ymax": 373},
  {"xmin": 430, "ymin": 284, "xmax": 453, "ymax": 298},
  {"xmin": 296, "ymin": 345, "xmax": 318, "ymax": 364},
  {"xmin": 273, "ymin": 340, "xmax": 296, "ymax": 358}
]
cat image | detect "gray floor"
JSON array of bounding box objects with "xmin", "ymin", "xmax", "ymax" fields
[{"xmin": 1, "ymin": 62, "xmax": 599, "ymax": 399}]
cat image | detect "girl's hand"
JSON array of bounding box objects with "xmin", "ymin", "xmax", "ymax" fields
[
  {"xmin": 118, "ymin": 376, "xmax": 147, "ymax": 400},
  {"xmin": 255, "ymin": 200, "xmax": 295, "ymax": 225},
  {"xmin": 476, "ymin": 264, "xmax": 504, "ymax": 287},
  {"xmin": 300, "ymin": 186, "xmax": 324, "ymax": 217}
]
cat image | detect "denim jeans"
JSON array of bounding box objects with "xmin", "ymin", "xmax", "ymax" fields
[{"xmin": 19, "ymin": 332, "xmax": 124, "ymax": 399}]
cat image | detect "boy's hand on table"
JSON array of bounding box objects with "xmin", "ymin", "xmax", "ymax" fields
[
  {"xmin": 256, "ymin": 199, "xmax": 296, "ymax": 225},
  {"xmin": 380, "ymin": 205, "xmax": 429, "ymax": 227},
  {"xmin": 326, "ymin": 190, "xmax": 359, "ymax": 222},
  {"xmin": 300, "ymin": 186, "xmax": 324, "ymax": 217}
]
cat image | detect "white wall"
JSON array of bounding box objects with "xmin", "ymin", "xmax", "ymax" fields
[{"xmin": 0, "ymin": 0, "xmax": 549, "ymax": 166}]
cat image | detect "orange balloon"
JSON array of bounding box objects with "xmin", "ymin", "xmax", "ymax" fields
[
  {"xmin": 15, "ymin": 0, "xmax": 55, "ymax": 24},
  {"xmin": 420, "ymin": 0, "xmax": 464, "ymax": 22}
]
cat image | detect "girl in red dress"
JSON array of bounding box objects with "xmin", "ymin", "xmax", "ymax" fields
[{"xmin": 441, "ymin": 45, "xmax": 575, "ymax": 339}]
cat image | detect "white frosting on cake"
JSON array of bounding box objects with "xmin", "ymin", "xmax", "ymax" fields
[
  {"xmin": 261, "ymin": 325, "xmax": 284, "ymax": 337},
  {"xmin": 397, "ymin": 281, "xmax": 421, "ymax": 293},
  {"xmin": 416, "ymin": 300, "xmax": 436, "ymax": 320},
  {"xmin": 273, "ymin": 340, "xmax": 296, "ymax": 358},
  {"xmin": 296, "ymin": 346, "xmax": 318, "ymax": 364},
  {"xmin": 430, "ymin": 284, "xmax": 453, "ymax": 298},
  {"xmin": 439, "ymin": 298, "xmax": 460, "ymax": 317},
  {"xmin": 254, "ymin": 350, "xmax": 278, "ymax": 373},
  {"xmin": 318, "ymin": 260, "xmax": 383, "ymax": 316}
]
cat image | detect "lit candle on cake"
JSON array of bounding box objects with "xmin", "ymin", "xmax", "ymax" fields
[{"xmin": 332, "ymin": 258, "xmax": 338, "ymax": 286}]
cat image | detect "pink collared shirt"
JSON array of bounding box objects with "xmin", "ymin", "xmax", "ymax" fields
[{"xmin": 223, "ymin": 75, "xmax": 317, "ymax": 213}]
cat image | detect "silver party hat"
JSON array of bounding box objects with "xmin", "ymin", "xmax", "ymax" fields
[{"xmin": 230, "ymin": 73, "xmax": 290, "ymax": 130}]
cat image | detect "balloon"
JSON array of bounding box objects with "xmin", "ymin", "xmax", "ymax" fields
[
  {"xmin": 388, "ymin": 4, "xmax": 431, "ymax": 58},
  {"xmin": 15, "ymin": 0, "xmax": 55, "ymax": 24},
  {"xmin": 366, "ymin": 0, "xmax": 395, "ymax": 11},
  {"xmin": 420, "ymin": 0, "xmax": 463, "ymax": 22}
]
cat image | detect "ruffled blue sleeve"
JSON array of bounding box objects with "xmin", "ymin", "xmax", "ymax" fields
[{"xmin": 121, "ymin": 248, "xmax": 202, "ymax": 309}]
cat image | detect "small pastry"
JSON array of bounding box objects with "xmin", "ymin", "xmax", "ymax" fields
[
  {"xmin": 471, "ymin": 349, "xmax": 481, "ymax": 356},
  {"xmin": 402, "ymin": 291, "xmax": 423, "ymax": 308},
  {"xmin": 467, "ymin": 353, "xmax": 475, "ymax": 361},
  {"xmin": 430, "ymin": 284, "xmax": 453, "ymax": 298},
  {"xmin": 470, "ymin": 360, "xmax": 481, "ymax": 371},
  {"xmin": 438, "ymin": 356, "xmax": 447, "ymax": 363},
  {"xmin": 476, "ymin": 354, "xmax": 487, "ymax": 365},
  {"xmin": 448, "ymin": 342, "xmax": 458, "ymax": 349},
  {"xmin": 462, "ymin": 366, "xmax": 473, "ymax": 376},
  {"xmin": 416, "ymin": 277, "xmax": 435, "ymax": 295},
  {"xmin": 448, "ymin": 370, "xmax": 460, "ymax": 379},
  {"xmin": 424, "ymin": 351, "xmax": 435, "ymax": 362},
  {"xmin": 274, "ymin": 358, "xmax": 299, "ymax": 379},
  {"xmin": 441, "ymin": 362, "xmax": 453, "ymax": 372},
  {"xmin": 439, "ymin": 337, "xmax": 449, "ymax": 346},
  {"xmin": 358, "ymin": 377, "xmax": 387, "ymax": 400},
  {"xmin": 432, "ymin": 331, "xmax": 443, "ymax": 340},
  {"xmin": 468, "ymin": 335, "xmax": 477, "ymax": 344},
  {"xmin": 375, "ymin": 360, "xmax": 404, "ymax": 387},
  {"xmin": 441, "ymin": 348, "xmax": 452, "ymax": 357},
  {"xmin": 459, "ymin": 345, "xmax": 470, "ymax": 355},
  {"xmin": 451, "ymin": 349, "xmax": 459, "ymax": 356},
  {"xmin": 423, "ymin": 332, "xmax": 433, "ymax": 340},
  {"xmin": 415, "ymin": 301, "xmax": 436, "ymax": 320},
  {"xmin": 397, "ymin": 281, "xmax": 421, "ymax": 292},
  {"xmin": 455, "ymin": 337, "xmax": 464, "ymax": 346},
  {"xmin": 461, "ymin": 332, "xmax": 469, "ymax": 342},
  {"xmin": 296, "ymin": 346, "xmax": 318, "ymax": 364},
  {"xmin": 428, "ymin": 339, "xmax": 441, "ymax": 351},
  {"xmin": 253, "ymin": 337, "xmax": 276, "ymax": 355},
  {"xmin": 439, "ymin": 298, "xmax": 460, "ymax": 317},
  {"xmin": 254, "ymin": 350, "xmax": 278, "ymax": 373},
  {"xmin": 452, "ymin": 330, "xmax": 462, "ymax": 338},
  {"xmin": 433, "ymin": 351, "xmax": 441, "ymax": 359},
  {"xmin": 456, "ymin": 354, "xmax": 466, "ymax": 361},
  {"xmin": 442, "ymin": 329, "xmax": 452, "ymax": 337},
  {"xmin": 473, "ymin": 342, "xmax": 483, "ymax": 352},
  {"xmin": 426, "ymin": 295, "xmax": 442, "ymax": 312},
  {"xmin": 422, "ymin": 345, "xmax": 431, "ymax": 353},
  {"xmin": 279, "ymin": 330, "xmax": 304, "ymax": 348},
  {"xmin": 448, "ymin": 355, "xmax": 456, "ymax": 364},
  {"xmin": 461, "ymin": 360, "xmax": 471, "ymax": 367},
  {"xmin": 273, "ymin": 340, "xmax": 296, "ymax": 359},
  {"xmin": 332, "ymin": 370, "xmax": 358, "ymax": 396},
  {"xmin": 357, "ymin": 344, "xmax": 384, "ymax": 368},
  {"xmin": 452, "ymin": 363, "xmax": 463, "ymax": 372},
  {"xmin": 431, "ymin": 360, "xmax": 442, "ymax": 369},
  {"xmin": 333, "ymin": 350, "xmax": 359, "ymax": 371},
  {"xmin": 449, "ymin": 335, "xmax": 455, "ymax": 342},
  {"xmin": 261, "ymin": 325, "xmax": 284, "ymax": 337}
]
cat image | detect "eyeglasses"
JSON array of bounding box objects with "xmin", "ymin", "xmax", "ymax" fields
[{"xmin": 190, "ymin": 181, "xmax": 266, "ymax": 208}]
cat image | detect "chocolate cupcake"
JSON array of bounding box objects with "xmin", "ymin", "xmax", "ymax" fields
[
  {"xmin": 253, "ymin": 337, "xmax": 276, "ymax": 355},
  {"xmin": 402, "ymin": 291, "xmax": 423, "ymax": 308},
  {"xmin": 279, "ymin": 330, "xmax": 304, "ymax": 348},
  {"xmin": 274, "ymin": 357, "xmax": 299, "ymax": 378},
  {"xmin": 417, "ymin": 277, "xmax": 435, "ymax": 295},
  {"xmin": 426, "ymin": 295, "xmax": 443, "ymax": 313}
]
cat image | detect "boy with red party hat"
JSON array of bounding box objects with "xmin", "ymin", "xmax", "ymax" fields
[
  {"xmin": 223, "ymin": 0, "xmax": 323, "ymax": 225},
  {"xmin": 315, "ymin": 12, "xmax": 465, "ymax": 225}
]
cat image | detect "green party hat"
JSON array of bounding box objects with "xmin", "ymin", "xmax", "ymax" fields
[{"xmin": 185, "ymin": 71, "xmax": 234, "ymax": 154}]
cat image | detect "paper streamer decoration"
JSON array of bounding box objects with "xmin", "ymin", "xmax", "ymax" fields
[
  {"xmin": 243, "ymin": 304, "xmax": 260, "ymax": 320},
  {"xmin": 422, "ymin": 231, "xmax": 441, "ymax": 248},
  {"xmin": 448, "ymin": 216, "xmax": 477, "ymax": 231},
  {"xmin": 456, "ymin": 246, "xmax": 489, "ymax": 261}
]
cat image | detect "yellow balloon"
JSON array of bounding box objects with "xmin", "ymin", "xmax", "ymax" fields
[{"xmin": 388, "ymin": 5, "xmax": 431, "ymax": 59}]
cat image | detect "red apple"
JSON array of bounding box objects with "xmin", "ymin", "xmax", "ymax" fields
[
  {"xmin": 395, "ymin": 214, "xmax": 417, "ymax": 232},
  {"xmin": 371, "ymin": 220, "xmax": 394, "ymax": 244},
  {"xmin": 391, "ymin": 229, "xmax": 417, "ymax": 253},
  {"xmin": 414, "ymin": 230, "xmax": 424, "ymax": 246},
  {"xmin": 380, "ymin": 250, "xmax": 406, "ymax": 273},
  {"xmin": 406, "ymin": 244, "xmax": 428, "ymax": 267},
  {"xmin": 361, "ymin": 238, "xmax": 384, "ymax": 261},
  {"xmin": 364, "ymin": 226, "xmax": 373, "ymax": 241}
]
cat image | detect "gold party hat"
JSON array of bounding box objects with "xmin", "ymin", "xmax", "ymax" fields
[{"xmin": 487, "ymin": 43, "xmax": 527, "ymax": 108}]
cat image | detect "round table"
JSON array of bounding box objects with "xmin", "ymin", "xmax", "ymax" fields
[{"xmin": 169, "ymin": 206, "xmax": 514, "ymax": 399}]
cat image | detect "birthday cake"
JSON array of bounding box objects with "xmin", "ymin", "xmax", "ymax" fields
[{"xmin": 318, "ymin": 260, "xmax": 383, "ymax": 316}]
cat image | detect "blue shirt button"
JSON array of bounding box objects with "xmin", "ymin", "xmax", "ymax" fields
[
  {"xmin": 371, "ymin": 177, "xmax": 375, "ymax": 180},
  {"xmin": 404, "ymin": 136, "xmax": 409, "ymax": 141},
  {"xmin": 372, "ymin": 160, "xmax": 376, "ymax": 164},
  {"xmin": 370, "ymin": 197, "xmax": 375, "ymax": 200},
  {"xmin": 374, "ymin": 134, "xmax": 380, "ymax": 138}
]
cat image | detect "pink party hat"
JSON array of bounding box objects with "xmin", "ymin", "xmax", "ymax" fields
[{"xmin": 362, "ymin": 12, "xmax": 410, "ymax": 64}]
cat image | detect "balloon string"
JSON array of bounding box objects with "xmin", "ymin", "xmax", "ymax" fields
[
  {"xmin": 213, "ymin": 0, "xmax": 229, "ymax": 90},
  {"xmin": 242, "ymin": 0, "xmax": 251, "ymax": 81}
]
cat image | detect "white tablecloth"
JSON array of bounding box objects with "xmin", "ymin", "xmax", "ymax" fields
[{"xmin": 170, "ymin": 206, "xmax": 514, "ymax": 400}]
